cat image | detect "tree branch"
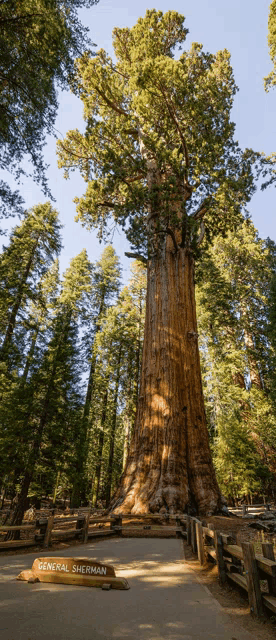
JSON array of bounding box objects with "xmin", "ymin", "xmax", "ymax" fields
[
  {"xmin": 191, "ymin": 203, "xmax": 207, "ymax": 220},
  {"xmin": 126, "ymin": 173, "xmax": 145, "ymax": 182},
  {"xmin": 96, "ymin": 87, "xmax": 129, "ymax": 117},
  {"xmin": 159, "ymin": 84, "xmax": 190, "ymax": 170},
  {"xmin": 166, "ymin": 227, "xmax": 179, "ymax": 253},
  {"xmin": 125, "ymin": 252, "xmax": 147, "ymax": 265},
  {"xmin": 197, "ymin": 220, "xmax": 205, "ymax": 246},
  {"xmin": 58, "ymin": 140, "xmax": 92, "ymax": 162},
  {"xmin": 155, "ymin": 227, "xmax": 179, "ymax": 253},
  {"xmin": 117, "ymin": 173, "xmax": 145, "ymax": 187},
  {"xmin": 0, "ymin": 13, "xmax": 43, "ymax": 23},
  {"xmin": 96, "ymin": 201, "xmax": 117, "ymax": 208}
]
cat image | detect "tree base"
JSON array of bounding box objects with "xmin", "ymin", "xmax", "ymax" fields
[{"xmin": 110, "ymin": 466, "xmax": 223, "ymax": 517}]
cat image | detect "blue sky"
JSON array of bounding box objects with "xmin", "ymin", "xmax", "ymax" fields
[{"xmin": 3, "ymin": 0, "xmax": 275, "ymax": 281}]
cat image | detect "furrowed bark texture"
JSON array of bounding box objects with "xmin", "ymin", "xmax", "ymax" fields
[{"xmin": 112, "ymin": 238, "xmax": 221, "ymax": 516}]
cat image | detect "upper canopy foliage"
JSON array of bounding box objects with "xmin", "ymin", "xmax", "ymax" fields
[
  {"xmin": 265, "ymin": 0, "xmax": 276, "ymax": 90},
  {"xmin": 0, "ymin": 0, "xmax": 98, "ymax": 215},
  {"xmin": 58, "ymin": 9, "xmax": 263, "ymax": 257}
]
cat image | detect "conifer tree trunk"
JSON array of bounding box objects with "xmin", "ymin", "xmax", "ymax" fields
[
  {"xmin": 105, "ymin": 346, "xmax": 122, "ymax": 506},
  {"xmin": 93, "ymin": 387, "xmax": 108, "ymax": 507},
  {"xmin": 71, "ymin": 298, "xmax": 105, "ymax": 507},
  {"xmin": 8, "ymin": 317, "xmax": 70, "ymax": 530},
  {"xmin": 0, "ymin": 239, "xmax": 39, "ymax": 359},
  {"xmin": 112, "ymin": 241, "xmax": 221, "ymax": 515},
  {"xmin": 123, "ymin": 354, "xmax": 137, "ymax": 469},
  {"xmin": 244, "ymin": 329, "xmax": 264, "ymax": 389},
  {"xmin": 21, "ymin": 329, "xmax": 38, "ymax": 382},
  {"xmin": 8, "ymin": 389, "xmax": 55, "ymax": 531}
]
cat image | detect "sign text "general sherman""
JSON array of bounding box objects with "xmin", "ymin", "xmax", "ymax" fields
[{"xmin": 38, "ymin": 561, "xmax": 107, "ymax": 575}]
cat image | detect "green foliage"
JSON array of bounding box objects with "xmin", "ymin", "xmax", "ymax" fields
[
  {"xmin": 85, "ymin": 261, "xmax": 146, "ymax": 506},
  {"xmin": 92, "ymin": 246, "xmax": 121, "ymax": 313},
  {"xmin": 59, "ymin": 249, "xmax": 93, "ymax": 316},
  {"xmin": 0, "ymin": 215, "xmax": 146, "ymax": 511},
  {"xmin": 58, "ymin": 9, "xmax": 261, "ymax": 256},
  {"xmin": 0, "ymin": 248, "xmax": 93, "ymax": 509},
  {"xmin": 0, "ymin": 182, "xmax": 25, "ymax": 227},
  {"xmin": 69, "ymin": 245, "xmax": 121, "ymax": 506},
  {"xmin": 196, "ymin": 221, "xmax": 276, "ymax": 499},
  {"xmin": 265, "ymin": 0, "xmax": 276, "ymax": 90},
  {"xmin": 0, "ymin": 202, "xmax": 62, "ymax": 367},
  {"xmin": 0, "ymin": 0, "xmax": 98, "ymax": 215}
]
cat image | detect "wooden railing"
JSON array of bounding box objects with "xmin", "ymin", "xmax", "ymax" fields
[
  {"xmin": 177, "ymin": 516, "xmax": 276, "ymax": 618},
  {"xmin": 0, "ymin": 512, "xmax": 180, "ymax": 550},
  {"xmin": 230, "ymin": 503, "xmax": 272, "ymax": 516},
  {"xmin": 0, "ymin": 513, "xmax": 116, "ymax": 550}
]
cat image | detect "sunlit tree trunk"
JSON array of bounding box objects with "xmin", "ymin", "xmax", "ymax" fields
[{"xmin": 112, "ymin": 239, "xmax": 221, "ymax": 515}]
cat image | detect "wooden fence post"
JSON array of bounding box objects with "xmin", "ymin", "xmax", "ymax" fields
[
  {"xmin": 262, "ymin": 542, "xmax": 276, "ymax": 596},
  {"xmin": 76, "ymin": 515, "xmax": 85, "ymax": 539},
  {"xmin": 242, "ymin": 542, "xmax": 264, "ymax": 617},
  {"xmin": 111, "ymin": 515, "xmax": 122, "ymax": 535},
  {"xmin": 43, "ymin": 516, "xmax": 54, "ymax": 549},
  {"xmin": 214, "ymin": 531, "xmax": 226, "ymax": 584},
  {"xmin": 186, "ymin": 516, "xmax": 191, "ymax": 546},
  {"xmin": 195, "ymin": 521, "xmax": 204, "ymax": 565},
  {"xmin": 191, "ymin": 518, "xmax": 197, "ymax": 554},
  {"xmin": 82, "ymin": 513, "xmax": 90, "ymax": 544}
]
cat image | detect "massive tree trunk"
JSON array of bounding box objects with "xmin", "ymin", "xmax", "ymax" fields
[{"xmin": 111, "ymin": 238, "xmax": 221, "ymax": 516}]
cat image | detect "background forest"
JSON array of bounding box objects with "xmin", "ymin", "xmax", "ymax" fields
[
  {"xmin": 2, "ymin": 210, "xmax": 276, "ymax": 514},
  {"xmin": 0, "ymin": 0, "xmax": 276, "ymax": 520}
]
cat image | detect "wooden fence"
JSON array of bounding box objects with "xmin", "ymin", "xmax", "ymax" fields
[
  {"xmin": 230, "ymin": 503, "xmax": 272, "ymax": 517},
  {"xmin": 0, "ymin": 513, "xmax": 116, "ymax": 550},
  {"xmin": 1, "ymin": 510, "xmax": 276, "ymax": 618},
  {"xmin": 177, "ymin": 515, "xmax": 276, "ymax": 618},
  {"xmin": 0, "ymin": 512, "xmax": 179, "ymax": 551}
]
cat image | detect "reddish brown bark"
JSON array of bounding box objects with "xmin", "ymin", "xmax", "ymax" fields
[{"xmin": 111, "ymin": 237, "xmax": 221, "ymax": 516}]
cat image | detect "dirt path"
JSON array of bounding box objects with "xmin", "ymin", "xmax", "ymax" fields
[{"xmin": 0, "ymin": 537, "xmax": 267, "ymax": 640}]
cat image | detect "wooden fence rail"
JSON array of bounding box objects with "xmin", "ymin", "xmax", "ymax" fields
[
  {"xmin": 178, "ymin": 516, "xmax": 276, "ymax": 618},
  {"xmin": 230, "ymin": 503, "xmax": 273, "ymax": 517},
  {"xmin": 0, "ymin": 513, "xmax": 117, "ymax": 550}
]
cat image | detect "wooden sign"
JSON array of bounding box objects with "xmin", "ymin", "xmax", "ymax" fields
[{"xmin": 17, "ymin": 556, "xmax": 129, "ymax": 590}]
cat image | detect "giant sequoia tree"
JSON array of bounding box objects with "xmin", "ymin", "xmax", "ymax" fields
[{"xmin": 58, "ymin": 10, "xmax": 261, "ymax": 515}]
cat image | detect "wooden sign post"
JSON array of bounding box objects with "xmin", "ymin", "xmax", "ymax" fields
[{"xmin": 17, "ymin": 556, "xmax": 129, "ymax": 590}]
